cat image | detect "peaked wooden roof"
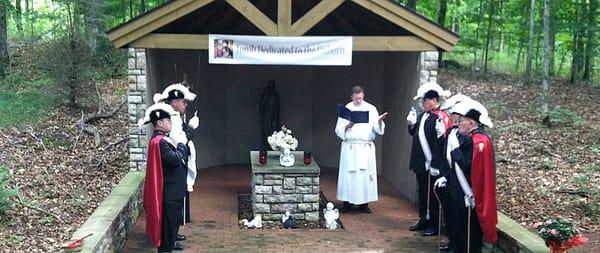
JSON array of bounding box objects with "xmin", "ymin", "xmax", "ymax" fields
[{"xmin": 107, "ymin": 0, "xmax": 459, "ymax": 52}]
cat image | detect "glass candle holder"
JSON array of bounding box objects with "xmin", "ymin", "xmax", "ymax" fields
[
  {"xmin": 259, "ymin": 150, "xmax": 267, "ymax": 165},
  {"xmin": 303, "ymin": 151, "xmax": 312, "ymax": 165}
]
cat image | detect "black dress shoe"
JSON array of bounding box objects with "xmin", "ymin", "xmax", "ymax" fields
[
  {"xmin": 359, "ymin": 204, "xmax": 372, "ymax": 213},
  {"xmin": 173, "ymin": 242, "xmax": 184, "ymax": 251},
  {"xmin": 340, "ymin": 202, "xmax": 352, "ymax": 213},
  {"xmin": 408, "ymin": 221, "xmax": 427, "ymax": 231},
  {"xmin": 421, "ymin": 229, "xmax": 439, "ymax": 236},
  {"xmin": 175, "ymin": 234, "xmax": 186, "ymax": 241},
  {"xmin": 439, "ymin": 243, "xmax": 451, "ymax": 251}
]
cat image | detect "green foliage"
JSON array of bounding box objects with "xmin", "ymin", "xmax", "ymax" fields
[
  {"xmin": 547, "ymin": 108, "xmax": 582, "ymax": 127},
  {"xmin": 0, "ymin": 90, "xmax": 56, "ymax": 128},
  {"xmin": 0, "ymin": 167, "xmax": 17, "ymax": 220}
]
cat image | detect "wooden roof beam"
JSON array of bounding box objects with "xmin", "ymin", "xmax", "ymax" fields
[
  {"xmin": 130, "ymin": 33, "xmax": 437, "ymax": 51},
  {"xmin": 278, "ymin": 0, "xmax": 292, "ymax": 35},
  {"xmin": 226, "ymin": 0, "xmax": 277, "ymax": 35},
  {"xmin": 109, "ymin": 0, "xmax": 214, "ymax": 48},
  {"xmin": 352, "ymin": 0, "xmax": 455, "ymax": 52},
  {"xmin": 291, "ymin": 0, "xmax": 345, "ymax": 36}
]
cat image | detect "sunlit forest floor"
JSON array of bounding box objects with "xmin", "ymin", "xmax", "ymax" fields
[{"xmin": 440, "ymin": 68, "xmax": 600, "ymax": 250}]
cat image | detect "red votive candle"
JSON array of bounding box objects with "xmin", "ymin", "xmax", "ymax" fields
[
  {"xmin": 259, "ymin": 150, "xmax": 267, "ymax": 165},
  {"xmin": 304, "ymin": 151, "xmax": 312, "ymax": 165}
]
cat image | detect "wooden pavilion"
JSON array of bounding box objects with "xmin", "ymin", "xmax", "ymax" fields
[{"xmin": 108, "ymin": 0, "xmax": 459, "ymax": 202}]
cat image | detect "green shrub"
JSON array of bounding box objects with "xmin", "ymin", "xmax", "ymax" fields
[
  {"xmin": 547, "ymin": 108, "xmax": 582, "ymax": 127},
  {"xmin": 0, "ymin": 167, "xmax": 17, "ymax": 219}
]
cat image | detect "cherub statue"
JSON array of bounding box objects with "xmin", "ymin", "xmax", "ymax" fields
[
  {"xmin": 282, "ymin": 211, "xmax": 297, "ymax": 228},
  {"xmin": 240, "ymin": 214, "xmax": 262, "ymax": 228},
  {"xmin": 323, "ymin": 202, "xmax": 339, "ymax": 230}
]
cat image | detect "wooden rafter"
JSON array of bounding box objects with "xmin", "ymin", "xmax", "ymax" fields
[
  {"xmin": 109, "ymin": 0, "xmax": 213, "ymax": 48},
  {"xmin": 290, "ymin": 0, "xmax": 345, "ymax": 36},
  {"xmin": 351, "ymin": 0, "xmax": 457, "ymax": 51},
  {"xmin": 225, "ymin": 0, "xmax": 277, "ymax": 35},
  {"xmin": 130, "ymin": 33, "xmax": 436, "ymax": 51},
  {"xmin": 277, "ymin": 0, "xmax": 292, "ymax": 35}
]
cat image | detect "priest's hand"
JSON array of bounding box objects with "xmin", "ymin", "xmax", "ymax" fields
[
  {"xmin": 435, "ymin": 118, "xmax": 446, "ymax": 138},
  {"xmin": 406, "ymin": 109, "xmax": 417, "ymax": 126},
  {"xmin": 345, "ymin": 122, "xmax": 354, "ymax": 130},
  {"xmin": 188, "ymin": 111, "xmax": 199, "ymax": 129},
  {"xmin": 378, "ymin": 112, "xmax": 388, "ymax": 122},
  {"xmin": 434, "ymin": 177, "xmax": 447, "ymax": 188},
  {"xmin": 429, "ymin": 167, "xmax": 440, "ymax": 176}
]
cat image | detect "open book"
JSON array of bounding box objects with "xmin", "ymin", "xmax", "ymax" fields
[{"xmin": 337, "ymin": 104, "xmax": 369, "ymax": 123}]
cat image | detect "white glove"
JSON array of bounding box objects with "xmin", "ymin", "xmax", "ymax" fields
[
  {"xmin": 434, "ymin": 177, "xmax": 447, "ymax": 188},
  {"xmin": 188, "ymin": 111, "xmax": 199, "ymax": 129},
  {"xmin": 430, "ymin": 167, "xmax": 440, "ymax": 176},
  {"xmin": 464, "ymin": 195, "xmax": 476, "ymax": 208},
  {"xmin": 406, "ymin": 108, "xmax": 417, "ymax": 126},
  {"xmin": 435, "ymin": 118, "xmax": 446, "ymax": 138}
]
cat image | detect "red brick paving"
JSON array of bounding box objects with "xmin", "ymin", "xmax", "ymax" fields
[{"xmin": 122, "ymin": 165, "xmax": 443, "ymax": 252}]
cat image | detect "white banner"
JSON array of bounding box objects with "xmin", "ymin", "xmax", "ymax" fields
[{"xmin": 208, "ymin": 34, "xmax": 352, "ymax": 66}]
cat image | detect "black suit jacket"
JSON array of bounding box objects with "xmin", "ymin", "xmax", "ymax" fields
[
  {"xmin": 408, "ymin": 112, "xmax": 444, "ymax": 175},
  {"xmin": 445, "ymin": 129, "xmax": 474, "ymax": 201},
  {"xmin": 154, "ymin": 131, "xmax": 189, "ymax": 201}
]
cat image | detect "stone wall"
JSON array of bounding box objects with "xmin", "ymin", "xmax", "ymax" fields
[
  {"xmin": 68, "ymin": 172, "xmax": 145, "ymax": 252},
  {"xmin": 252, "ymin": 172, "xmax": 320, "ymax": 225},
  {"xmin": 482, "ymin": 212, "xmax": 549, "ymax": 253},
  {"xmin": 128, "ymin": 48, "xmax": 148, "ymax": 172},
  {"xmin": 419, "ymin": 51, "xmax": 439, "ymax": 85}
]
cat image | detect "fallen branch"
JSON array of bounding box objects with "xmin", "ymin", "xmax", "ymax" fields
[
  {"xmin": 82, "ymin": 124, "xmax": 101, "ymax": 148},
  {"xmin": 555, "ymin": 190, "xmax": 589, "ymax": 198},
  {"xmin": 27, "ymin": 127, "xmax": 47, "ymax": 152},
  {"xmin": 96, "ymin": 137, "xmax": 128, "ymax": 167},
  {"xmin": 15, "ymin": 194, "xmax": 65, "ymax": 224},
  {"xmin": 83, "ymin": 99, "xmax": 127, "ymax": 124},
  {"xmin": 71, "ymin": 111, "xmax": 85, "ymax": 150}
]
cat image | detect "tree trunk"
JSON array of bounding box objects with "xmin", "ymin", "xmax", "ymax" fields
[
  {"xmin": 541, "ymin": 0, "xmax": 551, "ymax": 125},
  {"xmin": 525, "ymin": 0, "xmax": 536, "ymax": 85},
  {"xmin": 130, "ymin": 0, "xmax": 134, "ymax": 19},
  {"xmin": 571, "ymin": 0, "xmax": 583, "ymax": 84},
  {"xmin": 473, "ymin": 0, "xmax": 484, "ymax": 69},
  {"xmin": 121, "ymin": 0, "xmax": 126, "ymax": 22},
  {"xmin": 483, "ymin": 0, "xmax": 495, "ymax": 76},
  {"xmin": 516, "ymin": 37, "xmax": 525, "ymax": 71},
  {"xmin": 0, "ymin": 0, "xmax": 9, "ymax": 78},
  {"xmin": 548, "ymin": 22, "xmax": 556, "ymax": 75},
  {"xmin": 583, "ymin": 0, "xmax": 597, "ymax": 80},
  {"xmin": 407, "ymin": 0, "xmax": 417, "ymax": 10},
  {"xmin": 437, "ymin": 0, "xmax": 447, "ymax": 68},
  {"xmin": 14, "ymin": 0, "xmax": 23, "ymax": 33}
]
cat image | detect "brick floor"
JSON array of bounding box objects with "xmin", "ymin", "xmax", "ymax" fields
[{"xmin": 122, "ymin": 165, "xmax": 442, "ymax": 252}]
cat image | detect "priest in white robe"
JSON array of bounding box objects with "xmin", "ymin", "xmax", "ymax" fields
[{"xmin": 335, "ymin": 85, "xmax": 387, "ymax": 213}]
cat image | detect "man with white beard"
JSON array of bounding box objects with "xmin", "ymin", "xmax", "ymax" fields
[{"xmin": 335, "ymin": 85, "xmax": 387, "ymax": 213}]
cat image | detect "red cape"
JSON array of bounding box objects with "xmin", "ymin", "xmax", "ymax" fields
[
  {"xmin": 471, "ymin": 133, "xmax": 498, "ymax": 243},
  {"xmin": 144, "ymin": 135, "xmax": 164, "ymax": 247},
  {"xmin": 431, "ymin": 110, "xmax": 453, "ymax": 136}
]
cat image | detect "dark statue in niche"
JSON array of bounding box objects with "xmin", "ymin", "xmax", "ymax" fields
[{"xmin": 259, "ymin": 80, "xmax": 280, "ymax": 150}]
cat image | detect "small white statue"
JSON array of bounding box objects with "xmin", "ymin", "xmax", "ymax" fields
[
  {"xmin": 240, "ymin": 214, "xmax": 262, "ymax": 228},
  {"xmin": 323, "ymin": 202, "xmax": 339, "ymax": 230}
]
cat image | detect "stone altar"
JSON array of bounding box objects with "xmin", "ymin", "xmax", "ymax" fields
[{"xmin": 250, "ymin": 151, "xmax": 320, "ymax": 226}]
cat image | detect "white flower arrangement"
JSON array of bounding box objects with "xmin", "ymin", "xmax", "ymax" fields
[{"xmin": 267, "ymin": 125, "xmax": 298, "ymax": 151}]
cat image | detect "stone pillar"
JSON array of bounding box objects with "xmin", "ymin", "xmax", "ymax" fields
[
  {"xmin": 127, "ymin": 48, "xmax": 148, "ymax": 171},
  {"xmin": 419, "ymin": 51, "xmax": 439, "ymax": 85}
]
